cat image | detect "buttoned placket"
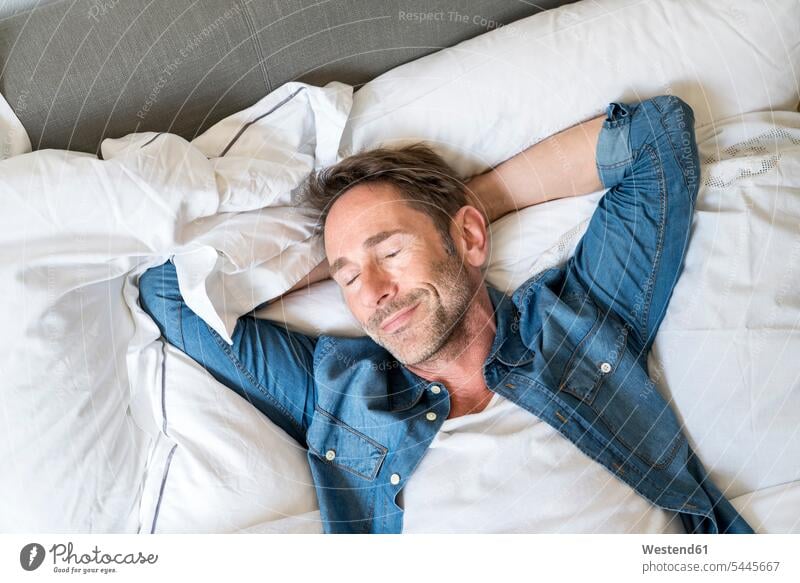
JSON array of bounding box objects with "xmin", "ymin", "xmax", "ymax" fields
[{"xmin": 384, "ymin": 382, "xmax": 449, "ymax": 494}]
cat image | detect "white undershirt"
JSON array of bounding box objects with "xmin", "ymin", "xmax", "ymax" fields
[{"xmin": 399, "ymin": 393, "xmax": 685, "ymax": 533}]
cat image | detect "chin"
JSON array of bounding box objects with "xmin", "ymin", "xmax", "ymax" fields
[
  {"xmin": 377, "ymin": 332, "xmax": 421, "ymax": 364},
  {"xmin": 387, "ymin": 337, "xmax": 445, "ymax": 367}
]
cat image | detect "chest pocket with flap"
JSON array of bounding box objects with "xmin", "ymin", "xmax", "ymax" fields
[
  {"xmin": 558, "ymin": 296, "xmax": 629, "ymax": 405},
  {"xmin": 306, "ymin": 406, "xmax": 388, "ymax": 481}
]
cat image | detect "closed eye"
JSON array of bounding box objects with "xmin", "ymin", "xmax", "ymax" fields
[{"xmin": 350, "ymin": 250, "xmax": 400, "ymax": 284}]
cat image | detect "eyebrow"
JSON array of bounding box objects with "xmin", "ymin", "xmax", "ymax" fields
[{"xmin": 329, "ymin": 229, "xmax": 405, "ymax": 277}]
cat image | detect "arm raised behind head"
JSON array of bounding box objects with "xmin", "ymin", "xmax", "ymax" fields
[{"xmin": 464, "ymin": 114, "xmax": 605, "ymax": 223}]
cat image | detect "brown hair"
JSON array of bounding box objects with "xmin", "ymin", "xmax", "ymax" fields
[{"xmin": 299, "ymin": 143, "xmax": 468, "ymax": 255}]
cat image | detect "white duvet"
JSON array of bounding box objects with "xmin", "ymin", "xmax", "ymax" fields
[
  {"xmin": 2, "ymin": 0, "xmax": 799, "ymax": 534},
  {"xmin": 0, "ymin": 81, "xmax": 351, "ymax": 532}
]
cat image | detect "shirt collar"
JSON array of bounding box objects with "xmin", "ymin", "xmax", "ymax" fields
[
  {"xmin": 386, "ymin": 284, "xmax": 534, "ymax": 412},
  {"xmin": 485, "ymin": 284, "xmax": 536, "ymax": 368}
]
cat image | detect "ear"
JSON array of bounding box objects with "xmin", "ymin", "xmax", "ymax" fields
[{"xmin": 450, "ymin": 205, "xmax": 489, "ymax": 268}]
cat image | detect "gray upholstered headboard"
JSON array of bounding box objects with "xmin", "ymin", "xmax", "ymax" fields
[{"xmin": 0, "ymin": 0, "xmax": 575, "ymax": 154}]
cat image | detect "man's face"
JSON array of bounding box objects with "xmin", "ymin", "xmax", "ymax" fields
[{"xmin": 324, "ymin": 182, "xmax": 477, "ymax": 365}]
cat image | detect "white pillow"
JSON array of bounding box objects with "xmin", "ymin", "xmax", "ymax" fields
[
  {"xmin": 339, "ymin": 0, "xmax": 800, "ymax": 178},
  {"xmin": 171, "ymin": 81, "xmax": 351, "ymax": 343},
  {"xmin": 135, "ymin": 342, "xmax": 321, "ymax": 533},
  {"xmin": 263, "ymin": 0, "xmax": 800, "ymax": 335},
  {"xmin": 175, "ymin": 0, "xmax": 800, "ymax": 342}
]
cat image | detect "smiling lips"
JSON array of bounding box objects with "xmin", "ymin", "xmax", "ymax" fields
[{"xmin": 380, "ymin": 303, "xmax": 420, "ymax": 333}]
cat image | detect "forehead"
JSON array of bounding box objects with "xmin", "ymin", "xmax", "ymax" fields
[{"xmin": 323, "ymin": 182, "xmax": 433, "ymax": 258}]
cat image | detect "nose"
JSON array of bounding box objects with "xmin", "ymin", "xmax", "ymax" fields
[{"xmin": 359, "ymin": 262, "xmax": 397, "ymax": 309}]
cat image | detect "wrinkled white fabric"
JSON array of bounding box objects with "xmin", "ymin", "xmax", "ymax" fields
[{"xmin": 0, "ymin": 81, "xmax": 351, "ymax": 532}]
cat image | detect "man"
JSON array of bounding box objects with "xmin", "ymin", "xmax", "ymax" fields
[{"xmin": 138, "ymin": 95, "xmax": 753, "ymax": 534}]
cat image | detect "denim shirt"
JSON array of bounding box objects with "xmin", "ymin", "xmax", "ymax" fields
[{"xmin": 139, "ymin": 95, "xmax": 754, "ymax": 534}]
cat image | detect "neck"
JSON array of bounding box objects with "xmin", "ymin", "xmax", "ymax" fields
[{"xmin": 406, "ymin": 286, "xmax": 497, "ymax": 417}]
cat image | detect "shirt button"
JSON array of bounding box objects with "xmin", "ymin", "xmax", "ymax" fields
[
  {"xmin": 425, "ymin": 411, "xmax": 437, "ymax": 422},
  {"xmin": 430, "ymin": 384, "xmax": 442, "ymax": 395},
  {"xmin": 325, "ymin": 449, "xmax": 336, "ymax": 461},
  {"xmin": 390, "ymin": 473, "xmax": 401, "ymax": 485},
  {"xmin": 600, "ymin": 362, "xmax": 612, "ymax": 374}
]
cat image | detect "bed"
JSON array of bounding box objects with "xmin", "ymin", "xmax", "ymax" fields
[{"xmin": 1, "ymin": 0, "xmax": 798, "ymax": 533}]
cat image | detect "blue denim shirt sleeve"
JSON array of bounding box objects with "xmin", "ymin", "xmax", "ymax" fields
[
  {"xmin": 595, "ymin": 102, "xmax": 635, "ymax": 188},
  {"xmin": 566, "ymin": 96, "xmax": 701, "ymax": 354},
  {"xmin": 138, "ymin": 259, "xmax": 317, "ymax": 445}
]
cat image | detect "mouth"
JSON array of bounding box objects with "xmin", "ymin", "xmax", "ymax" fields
[{"xmin": 380, "ymin": 303, "xmax": 420, "ymax": 334}]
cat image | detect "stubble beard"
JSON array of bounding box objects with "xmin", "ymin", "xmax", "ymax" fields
[{"xmin": 364, "ymin": 253, "xmax": 476, "ymax": 366}]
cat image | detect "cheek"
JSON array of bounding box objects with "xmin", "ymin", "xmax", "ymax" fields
[
  {"xmin": 411, "ymin": 260, "xmax": 447, "ymax": 289},
  {"xmin": 394, "ymin": 248, "xmax": 437, "ymax": 281}
]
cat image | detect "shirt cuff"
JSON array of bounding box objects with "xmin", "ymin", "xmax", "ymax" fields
[{"xmin": 595, "ymin": 101, "xmax": 635, "ymax": 189}]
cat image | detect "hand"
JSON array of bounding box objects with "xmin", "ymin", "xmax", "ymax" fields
[{"xmin": 283, "ymin": 258, "xmax": 330, "ymax": 296}]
